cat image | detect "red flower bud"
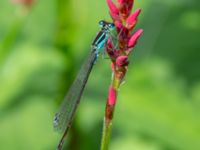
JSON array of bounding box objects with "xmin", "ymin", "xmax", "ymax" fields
[
  {"xmin": 117, "ymin": 0, "xmax": 134, "ymax": 19},
  {"xmin": 128, "ymin": 29, "xmax": 143, "ymax": 48},
  {"xmin": 107, "ymin": 0, "xmax": 119, "ymax": 20},
  {"xmin": 108, "ymin": 86, "xmax": 117, "ymax": 105},
  {"xmin": 116, "ymin": 56, "xmax": 129, "ymax": 67},
  {"xmin": 126, "ymin": 8, "xmax": 141, "ymax": 30}
]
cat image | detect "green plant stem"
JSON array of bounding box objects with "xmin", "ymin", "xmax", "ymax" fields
[{"xmin": 101, "ymin": 118, "xmax": 113, "ymax": 150}]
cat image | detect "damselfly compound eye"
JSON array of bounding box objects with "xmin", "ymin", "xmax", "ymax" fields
[
  {"xmin": 99, "ymin": 20, "xmax": 105, "ymax": 27},
  {"xmin": 108, "ymin": 23, "xmax": 115, "ymax": 30}
]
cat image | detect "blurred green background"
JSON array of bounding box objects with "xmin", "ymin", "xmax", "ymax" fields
[{"xmin": 0, "ymin": 0, "xmax": 200, "ymax": 150}]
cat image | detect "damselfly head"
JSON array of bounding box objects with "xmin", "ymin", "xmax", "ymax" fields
[{"xmin": 99, "ymin": 20, "xmax": 115, "ymax": 31}]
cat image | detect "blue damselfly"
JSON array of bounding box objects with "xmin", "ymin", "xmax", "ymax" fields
[{"xmin": 54, "ymin": 20, "xmax": 115, "ymax": 150}]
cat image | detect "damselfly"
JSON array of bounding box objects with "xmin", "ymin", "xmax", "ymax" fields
[{"xmin": 54, "ymin": 20, "xmax": 115, "ymax": 150}]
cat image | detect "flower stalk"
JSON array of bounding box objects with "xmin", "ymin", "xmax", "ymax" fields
[{"xmin": 100, "ymin": 0, "xmax": 143, "ymax": 149}]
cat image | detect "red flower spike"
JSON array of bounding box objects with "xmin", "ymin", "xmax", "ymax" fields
[
  {"xmin": 126, "ymin": 8, "xmax": 141, "ymax": 30},
  {"xmin": 108, "ymin": 86, "xmax": 117, "ymax": 105},
  {"xmin": 128, "ymin": 29, "xmax": 143, "ymax": 48},
  {"xmin": 116, "ymin": 56, "xmax": 129, "ymax": 67},
  {"xmin": 103, "ymin": 0, "xmax": 143, "ymax": 147}
]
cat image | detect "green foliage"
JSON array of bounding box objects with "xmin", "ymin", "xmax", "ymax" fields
[{"xmin": 0, "ymin": 0, "xmax": 199, "ymax": 150}]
